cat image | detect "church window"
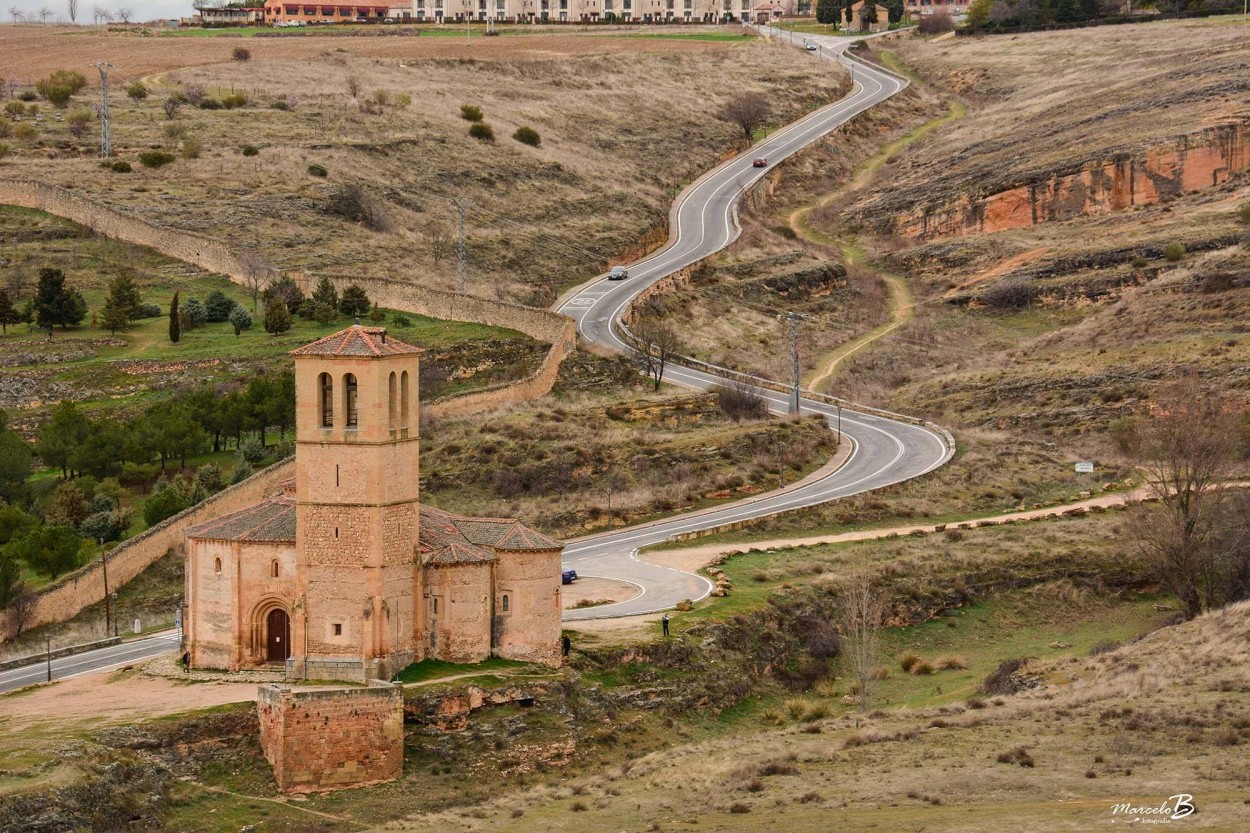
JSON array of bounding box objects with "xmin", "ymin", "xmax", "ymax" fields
[
  {"xmin": 318, "ymin": 373, "xmax": 333, "ymax": 428},
  {"xmin": 388, "ymin": 372, "xmax": 398, "ymax": 430},
  {"xmin": 271, "ymin": 560, "xmax": 280, "ymax": 578},
  {"xmin": 334, "ymin": 527, "xmax": 339, "ymax": 539},
  {"xmin": 502, "ymin": 594, "xmax": 510, "ymax": 613},
  {"xmin": 214, "ymin": 557, "xmax": 222, "ymax": 574},
  {"xmin": 333, "ymin": 622, "xmax": 343, "ymax": 636},
  {"xmin": 344, "ymin": 373, "xmax": 359, "ymax": 428},
  {"xmin": 400, "ymin": 370, "xmax": 410, "ymax": 429}
]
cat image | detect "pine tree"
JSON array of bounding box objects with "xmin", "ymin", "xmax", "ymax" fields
[
  {"xmin": 816, "ymin": 0, "xmax": 837, "ymax": 23},
  {"xmin": 34, "ymin": 268, "xmax": 87, "ymax": 331},
  {"xmin": 169, "ymin": 290, "xmax": 181, "ymax": 343},
  {"xmin": 0, "ymin": 289, "xmax": 18, "ymax": 337},
  {"xmin": 311, "ymin": 276, "xmax": 339, "ymax": 313},
  {"xmin": 263, "ymin": 297, "xmax": 292, "ymax": 336},
  {"xmin": 104, "ymin": 272, "xmax": 142, "ymax": 322}
]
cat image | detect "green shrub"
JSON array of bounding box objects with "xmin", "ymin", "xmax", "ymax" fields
[
  {"xmin": 198, "ymin": 98, "xmax": 223, "ymax": 111},
  {"xmin": 372, "ymin": 89, "xmax": 390, "ymax": 106},
  {"xmin": 17, "ymin": 92, "xmax": 36, "ymax": 102},
  {"xmin": 109, "ymin": 159, "xmax": 131, "ymax": 173},
  {"xmin": 307, "ymin": 163, "xmax": 328, "ymax": 177},
  {"xmin": 459, "ymin": 103, "xmax": 483, "ymax": 122},
  {"xmin": 911, "ymin": 659, "xmax": 936, "ymax": 675},
  {"xmin": 1163, "ymin": 243, "xmax": 1186, "ymax": 262},
  {"xmin": 138, "ymin": 150, "xmax": 175, "ymax": 168},
  {"xmin": 469, "ymin": 122, "xmax": 495, "ymax": 142},
  {"xmin": 0, "ymin": 143, "xmax": 10, "ymax": 162},
  {"xmin": 512, "ymin": 126, "xmax": 540, "ymax": 147},
  {"xmin": 3, "ymin": 102, "xmax": 23, "ymax": 117},
  {"xmin": 36, "ymin": 70, "xmax": 86, "ymax": 107},
  {"xmin": 126, "ymin": 81, "xmax": 148, "ymax": 100},
  {"xmin": 181, "ymin": 138, "xmax": 203, "ymax": 159},
  {"xmin": 221, "ymin": 93, "xmax": 247, "ymax": 109},
  {"xmin": 232, "ymin": 45, "xmax": 251, "ymax": 61},
  {"xmin": 42, "ymin": 85, "xmax": 73, "ymax": 108},
  {"xmin": 270, "ymin": 99, "xmax": 290, "ymax": 111},
  {"xmin": 241, "ymin": 144, "xmax": 259, "ymax": 156},
  {"xmin": 1130, "ymin": 256, "xmax": 1148, "ymax": 268},
  {"xmin": 393, "ymin": 93, "xmax": 411, "ymax": 109},
  {"xmin": 1237, "ymin": 203, "xmax": 1250, "ymax": 225}
]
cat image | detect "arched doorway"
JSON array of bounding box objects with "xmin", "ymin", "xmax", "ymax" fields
[{"xmin": 266, "ymin": 608, "xmax": 291, "ymax": 663}]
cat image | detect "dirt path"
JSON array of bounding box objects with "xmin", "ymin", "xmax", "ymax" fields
[
  {"xmin": 0, "ymin": 671, "xmax": 258, "ymax": 731},
  {"xmin": 787, "ymin": 98, "xmax": 965, "ymax": 390},
  {"xmin": 641, "ymin": 486, "xmax": 1151, "ymax": 574}
]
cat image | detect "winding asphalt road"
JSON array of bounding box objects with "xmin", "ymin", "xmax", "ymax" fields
[
  {"xmin": 0, "ymin": 34, "xmax": 948, "ymax": 691},
  {"xmin": 559, "ymin": 32, "xmax": 954, "ymax": 620}
]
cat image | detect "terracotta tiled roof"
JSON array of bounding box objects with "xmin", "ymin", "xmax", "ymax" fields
[
  {"xmin": 185, "ymin": 496, "xmax": 297, "ymax": 543},
  {"xmin": 289, "ymin": 324, "xmax": 423, "ymax": 358},
  {"xmin": 185, "ymin": 499, "xmax": 562, "ymax": 562}
]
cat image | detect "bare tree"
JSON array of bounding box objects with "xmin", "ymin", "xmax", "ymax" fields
[
  {"xmin": 238, "ymin": 251, "xmax": 272, "ymax": 312},
  {"xmin": 719, "ymin": 93, "xmax": 771, "ymax": 144},
  {"xmin": 345, "ymin": 75, "xmax": 361, "ymax": 99},
  {"xmin": 632, "ymin": 316, "xmax": 681, "ymax": 392},
  {"xmin": 840, "ymin": 575, "xmax": 884, "ymax": 712},
  {"xmin": 66, "ymin": 0, "xmax": 78, "ymax": 21},
  {"xmin": 8, "ymin": 4, "xmax": 23, "ymax": 22},
  {"xmin": 115, "ymin": 4, "xmax": 131, "ymax": 21},
  {"xmin": 1123, "ymin": 374, "xmax": 1246, "ymax": 619},
  {"xmin": 7, "ymin": 584, "xmax": 38, "ymax": 637},
  {"xmin": 38, "ymin": 5, "xmax": 54, "ymax": 22},
  {"xmin": 92, "ymin": 4, "xmax": 109, "ymax": 23},
  {"xmin": 428, "ymin": 226, "xmax": 453, "ymax": 266}
]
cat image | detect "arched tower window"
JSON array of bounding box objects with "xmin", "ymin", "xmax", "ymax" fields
[
  {"xmin": 502, "ymin": 594, "xmax": 510, "ymax": 613},
  {"xmin": 343, "ymin": 373, "xmax": 358, "ymax": 428},
  {"xmin": 271, "ymin": 560, "xmax": 280, "ymax": 578},
  {"xmin": 400, "ymin": 370, "xmax": 410, "ymax": 430},
  {"xmin": 319, "ymin": 373, "xmax": 333, "ymax": 428},
  {"xmin": 388, "ymin": 371, "xmax": 398, "ymax": 431},
  {"xmin": 214, "ymin": 557, "xmax": 222, "ymax": 574}
]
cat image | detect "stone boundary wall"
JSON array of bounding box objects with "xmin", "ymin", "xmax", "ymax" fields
[
  {"xmin": 0, "ymin": 179, "xmax": 576, "ymax": 420},
  {"xmin": 0, "ymin": 459, "xmax": 294, "ymax": 642},
  {"xmin": 257, "ymin": 680, "xmax": 404, "ymax": 793}
]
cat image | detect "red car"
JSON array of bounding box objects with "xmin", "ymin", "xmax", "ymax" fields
[{"xmin": 752, "ymin": 157, "xmax": 768, "ymax": 168}]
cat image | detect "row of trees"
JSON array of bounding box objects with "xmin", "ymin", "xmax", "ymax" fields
[
  {"xmin": 32, "ymin": 372, "xmax": 295, "ymax": 485},
  {"xmin": 965, "ymin": 0, "xmax": 1245, "ymax": 31},
  {"xmin": 6, "ymin": 4, "xmax": 134, "ymax": 25}
]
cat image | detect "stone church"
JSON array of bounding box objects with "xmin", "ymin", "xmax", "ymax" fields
[{"xmin": 183, "ymin": 324, "xmax": 564, "ymax": 681}]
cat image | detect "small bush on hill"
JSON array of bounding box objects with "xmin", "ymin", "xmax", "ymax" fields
[
  {"xmin": 1237, "ymin": 203, "xmax": 1250, "ymax": 225},
  {"xmin": 460, "ymin": 103, "xmax": 483, "ymax": 122},
  {"xmin": 1130, "ymin": 256, "xmax": 1148, "ymax": 268},
  {"xmin": 899, "ymin": 652, "xmax": 920, "ymax": 672},
  {"xmin": 469, "ymin": 122, "xmax": 495, "ymax": 142},
  {"xmin": 917, "ymin": 8, "xmax": 954, "ymax": 33},
  {"xmin": 307, "ymin": 163, "xmax": 327, "ymax": 177},
  {"xmin": 232, "ymin": 46, "xmax": 251, "ymax": 61},
  {"xmin": 126, "ymin": 81, "xmax": 148, "ymax": 100},
  {"xmin": 138, "ymin": 150, "xmax": 175, "ymax": 168},
  {"xmin": 1164, "ymin": 243, "xmax": 1186, "ymax": 262},
  {"xmin": 241, "ymin": 144, "xmax": 259, "ymax": 156},
  {"xmin": 996, "ymin": 747, "xmax": 1035, "ymax": 768},
  {"xmin": 513, "ymin": 126, "xmax": 541, "ymax": 147},
  {"xmin": 221, "ymin": 93, "xmax": 247, "ymax": 110}
]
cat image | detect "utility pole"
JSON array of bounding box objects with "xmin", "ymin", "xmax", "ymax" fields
[
  {"xmin": 781, "ymin": 312, "xmax": 803, "ymax": 415},
  {"xmin": 455, "ymin": 200, "xmax": 467, "ymax": 293},
  {"xmin": 45, "ymin": 634, "xmax": 52, "ymax": 682},
  {"xmin": 94, "ymin": 61, "xmax": 112, "ymax": 158},
  {"xmin": 100, "ymin": 538, "xmax": 111, "ymax": 638}
]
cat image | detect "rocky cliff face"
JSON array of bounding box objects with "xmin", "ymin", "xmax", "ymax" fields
[{"xmin": 894, "ymin": 121, "xmax": 1250, "ymax": 240}]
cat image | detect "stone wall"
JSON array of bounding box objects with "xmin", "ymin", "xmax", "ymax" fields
[
  {"xmin": 0, "ymin": 458, "xmax": 294, "ymax": 642},
  {"xmin": 891, "ymin": 121, "xmax": 1250, "ymax": 240},
  {"xmin": 256, "ymin": 680, "xmax": 404, "ymax": 793}
]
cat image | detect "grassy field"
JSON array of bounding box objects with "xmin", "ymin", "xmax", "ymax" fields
[{"xmin": 0, "ymin": 206, "xmax": 536, "ymax": 434}]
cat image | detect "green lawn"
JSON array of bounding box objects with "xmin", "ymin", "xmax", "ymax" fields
[{"xmin": 394, "ymin": 656, "xmax": 535, "ymax": 684}]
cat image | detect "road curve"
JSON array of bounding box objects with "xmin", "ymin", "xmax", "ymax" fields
[{"xmin": 558, "ymin": 33, "xmax": 953, "ymax": 620}]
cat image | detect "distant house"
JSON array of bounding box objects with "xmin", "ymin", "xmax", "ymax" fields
[
  {"xmin": 262, "ymin": 0, "xmax": 391, "ymax": 23},
  {"xmin": 753, "ymin": 1, "xmax": 784, "ymax": 23},
  {"xmin": 386, "ymin": 0, "xmax": 412, "ymax": 17},
  {"xmin": 905, "ymin": 0, "xmax": 968, "ymax": 17},
  {"xmin": 193, "ymin": 3, "xmax": 266, "ymax": 24},
  {"xmin": 848, "ymin": 0, "xmax": 886, "ymax": 31}
]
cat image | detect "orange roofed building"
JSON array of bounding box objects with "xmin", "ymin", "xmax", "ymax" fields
[{"xmin": 183, "ymin": 325, "xmax": 564, "ymax": 682}]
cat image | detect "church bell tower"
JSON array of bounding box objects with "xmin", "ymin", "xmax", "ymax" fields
[{"xmin": 288, "ymin": 324, "xmax": 422, "ymax": 681}]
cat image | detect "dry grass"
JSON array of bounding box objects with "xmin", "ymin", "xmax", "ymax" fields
[{"xmin": 1, "ymin": 28, "xmax": 847, "ymax": 305}]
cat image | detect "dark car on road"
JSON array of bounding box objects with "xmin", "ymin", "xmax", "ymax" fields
[
  {"xmin": 562, "ymin": 570, "xmax": 578, "ymax": 585},
  {"xmin": 752, "ymin": 157, "xmax": 768, "ymax": 168},
  {"xmin": 608, "ymin": 266, "xmax": 629, "ymax": 280}
]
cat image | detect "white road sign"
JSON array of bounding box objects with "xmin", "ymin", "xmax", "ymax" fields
[{"xmin": 1075, "ymin": 462, "xmax": 1094, "ymax": 474}]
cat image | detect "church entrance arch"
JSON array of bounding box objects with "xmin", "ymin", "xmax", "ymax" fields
[{"xmin": 265, "ymin": 607, "xmax": 291, "ymax": 663}]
